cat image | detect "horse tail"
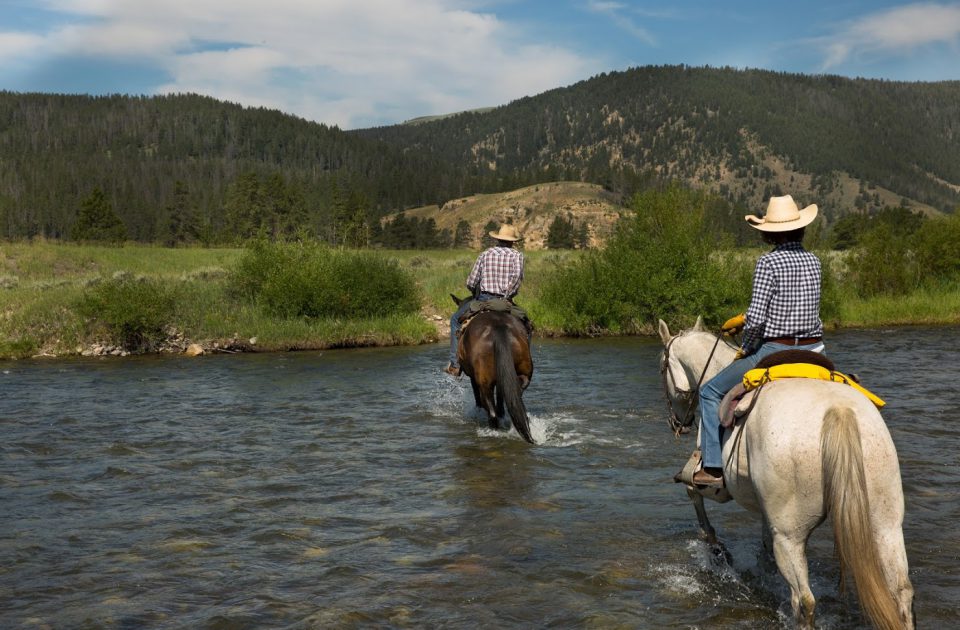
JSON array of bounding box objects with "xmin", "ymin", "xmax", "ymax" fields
[
  {"xmin": 494, "ymin": 327, "xmax": 533, "ymax": 443},
  {"xmin": 821, "ymin": 405, "xmax": 901, "ymax": 630}
]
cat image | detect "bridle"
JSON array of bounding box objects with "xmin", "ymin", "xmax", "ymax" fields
[{"xmin": 660, "ymin": 331, "xmax": 727, "ymax": 437}]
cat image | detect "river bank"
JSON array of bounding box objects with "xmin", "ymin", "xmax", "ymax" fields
[{"xmin": 1, "ymin": 242, "xmax": 958, "ymax": 360}]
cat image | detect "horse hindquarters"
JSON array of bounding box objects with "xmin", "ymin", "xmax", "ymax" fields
[{"xmin": 821, "ymin": 405, "xmax": 913, "ymax": 630}]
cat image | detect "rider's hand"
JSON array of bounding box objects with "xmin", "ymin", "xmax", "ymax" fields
[
  {"xmin": 722, "ymin": 313, "xmax": 746, "ymax": 335},
  {"xmin": 734, "ymin": 348, "xmax": 746, "ymax": 360}
]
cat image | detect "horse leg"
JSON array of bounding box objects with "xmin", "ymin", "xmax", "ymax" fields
[
  {"xmin": 476, "ymin": 382, "xmax": 502, "ymax": 430},
  {"xmin": 875, "ymin": 525, "xmax": 916, "ymax": 629},
  {"xmin": 769, "ymin": 530, "xmax": 816, "ymax": 629},
  {"xmin": 687, "ymin": 487, "xmax": 719, "ymax": 545},
  {"xmin": 759, "ymin": 516, "xmax": 777, "ymax": 572},
  {"xmin": 490, "ymin": 386, "xmax": 509, "ymax": 431},
  {"xmin": 470, "ymin": 379, "xmax": 483, "ymax": 409}
]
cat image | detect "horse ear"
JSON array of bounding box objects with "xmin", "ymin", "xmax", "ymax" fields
[
  {"xmin": 693, "ymin": 315, "xmax": 705, "ymax": 331},
  {"xmin": 657, "ymin": 319, "xmax": 672, "ymax": 346}
]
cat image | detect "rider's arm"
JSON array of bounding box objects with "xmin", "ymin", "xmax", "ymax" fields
[
  {"xmin": 741, "ymin": 258, "xmax": 774, "ymax": 354},
  {"xmin": 466, "ymin": 252, "xmax": 485, "ymax": 295}
]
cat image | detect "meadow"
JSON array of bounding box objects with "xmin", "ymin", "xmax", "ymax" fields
[{"xmin": 0, "ymin": 240, "xmax": 958, "ymax": 360}]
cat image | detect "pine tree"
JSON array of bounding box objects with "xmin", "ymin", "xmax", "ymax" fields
[
  {"xmin": 453, "ymin": 220, "xmax": 472, "ymax": 247},
  {"xmin": 163, "ymin": 181, "xmax": 201, "ymax": 246},
  {"xmin": 223, "ymin": 172, "xmax": 263, "ymax": 241},
  {"xmin": 576, "ymin": 221, "xmax": 590, "ymax": 249},
  {"xmin": 546, "ymin": 214, "xmax": 576, "ymax": 249},
  {"xmin": 481, "ymin": 220, "xmax": 498, "ymax": 248},
  {"xmin": 71, "ymin": 188, "xmax": 127, "ymax": 243}
]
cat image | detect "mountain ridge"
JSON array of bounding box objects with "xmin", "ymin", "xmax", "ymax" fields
[{"xmin": 1, "ymin": 65, "xmax": 957, "ymax": 244}]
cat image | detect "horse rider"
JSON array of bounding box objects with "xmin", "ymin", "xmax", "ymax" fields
[
  {"xmin": 693, "ymin": 195, "xmax": 825, "ymax": 487},
  {"xmin": 445, "ymin": 223, "xmax": 524, "ymax": 376}
]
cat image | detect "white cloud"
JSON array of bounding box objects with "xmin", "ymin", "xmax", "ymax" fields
[
  {"xmin": 820, "ymin": 2, "xmax": 960, "ymax": 69},
  {"xmin": 586, "ymin": 0, "xmax": 657, "ymax": 46},
  {"xmin": 0, "ymin": 31, "xmax": 47, "ymax": 60},
  {"xmin": 8, "ymin": 0, "xmax": 599, "ymax": 128}
]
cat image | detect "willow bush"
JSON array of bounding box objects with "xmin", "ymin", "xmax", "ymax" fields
[
  {"xmin": 845, "ymin": 211, "xmax": 960, "ymax": 298},
  {"xmin": 76, "ymin": 273, "xmax": 176, "ymax": 351},
  {"xmin": 540, "ymin": 185, "xmax": 750, "ymax": 334},
  {"xmin": 230, "ymin": 240, "xmax": 420, "ymax": 319}
]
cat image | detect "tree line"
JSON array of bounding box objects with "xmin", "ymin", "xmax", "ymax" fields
[{"xmin": 2, "ymin": 66, "xmax": 958, "ymax": 246}]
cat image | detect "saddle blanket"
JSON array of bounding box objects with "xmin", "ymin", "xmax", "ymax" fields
[
  {"xmin": 458, "ymin": 298, "xmax": 532, "ymax": 334},
  {"xmin": 742, "ymin": 362, "xmax": 885, "ymax": 409}
]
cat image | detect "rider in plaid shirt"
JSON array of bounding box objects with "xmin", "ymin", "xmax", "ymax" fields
[
  {"xmin": 693, "ymin": 196, "xmax": 825, "ymax": 487},
  {"xmin": 445, "ymin": 224, "xmax": 524, "ymax": 376},
  {"xmin": 740, "ymin": 241, "xmax": 823, "ymax": 354},
  {"xmin": 466, "ymin": 245, "xmax": 524, "ymax": 299}
]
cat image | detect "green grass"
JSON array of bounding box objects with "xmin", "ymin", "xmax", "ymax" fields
[
  {"xmin": 0, "ymin": 241, "xmax": 957, "ymax": 359},
  {"xmin": 832, "ymin": 282, "xmax": 960, "ymax": 327}
]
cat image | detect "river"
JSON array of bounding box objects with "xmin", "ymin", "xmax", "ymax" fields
[{"xmin": 1, "ymin": 327, "xmax": 958, "ymax": 628}]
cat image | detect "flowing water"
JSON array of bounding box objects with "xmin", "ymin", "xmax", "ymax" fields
[{"xmin": 1, "ymin": 327, "xmax": 958, "ymax": 628}]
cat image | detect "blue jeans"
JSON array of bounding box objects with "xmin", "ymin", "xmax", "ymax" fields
[
  {"xmin": 449, "ymin": 292, "xmax": 500, "ymax": 367},
  {"xmin": 699, "ymin": 340, "xmax": 825, "ymax": 468}
]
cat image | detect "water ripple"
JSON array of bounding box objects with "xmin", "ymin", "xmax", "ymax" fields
[{"xmin": 0, "ymin": 332, "xmax": 957, "ymax": 627}]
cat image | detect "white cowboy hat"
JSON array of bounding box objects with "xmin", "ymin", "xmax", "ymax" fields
[
  {"xmin": 488, "ymin": 224, "xmax": 522, "ymax": 241},
  {"xmin": 745, "ymin": 195, "xmax": 818, "ymax": 232}
]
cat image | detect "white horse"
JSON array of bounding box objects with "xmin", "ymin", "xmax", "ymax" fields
[{"xmin": 658, "ymin": 317, "xmax": 914, "ymax": 630}]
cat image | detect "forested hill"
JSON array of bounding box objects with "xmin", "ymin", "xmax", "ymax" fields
[
  {"xmin": 357, "ymin": 65, "xmax": 960, "ymax": 222},
  {"xmin": 0, "ymin": 92, "xmax": 457, "ymax": 242},
  {"xmin": 1, "ymin": 65, "xmax": 959, "ymax": 244}
]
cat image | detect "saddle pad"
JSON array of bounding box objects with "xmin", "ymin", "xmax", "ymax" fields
[{"xmin": 742, "ymin": 363, "xmax": 885, "ymax": 408}]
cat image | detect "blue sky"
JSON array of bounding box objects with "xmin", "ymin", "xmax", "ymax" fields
[{"xmin": 2, "ymin": 1, "xmax": 959, "ymax": 129}]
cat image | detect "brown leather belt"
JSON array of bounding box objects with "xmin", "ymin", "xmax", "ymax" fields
[{"xmin": 765, "ymin": 336, "xmax": 822, "ymax": 346}]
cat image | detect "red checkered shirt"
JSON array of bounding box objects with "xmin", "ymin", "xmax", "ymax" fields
[{"xmin": 466, "ymin": 246, "xmax": 524, "ymax": 298}]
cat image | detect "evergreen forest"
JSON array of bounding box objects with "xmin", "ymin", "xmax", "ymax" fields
[{"xmin": 1, "ymin": 65, "xmax": 958, "ymax": 246}]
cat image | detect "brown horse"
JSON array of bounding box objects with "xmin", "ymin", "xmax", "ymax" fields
[{"xmin": 453, "ymin": 295, "xmax": 534, "ymax": 443}]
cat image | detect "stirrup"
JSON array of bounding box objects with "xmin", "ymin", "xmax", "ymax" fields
[{"xmin": 674, "ymin": 449, "xmax": 703, "ymax": 484}]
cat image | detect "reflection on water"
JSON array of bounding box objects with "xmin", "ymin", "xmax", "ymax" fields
[{"xmin": 1, "ymin": 328, "xmax": 958, "ymax": 628}]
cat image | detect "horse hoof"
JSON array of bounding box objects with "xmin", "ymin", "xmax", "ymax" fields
[{"xmin": 710, "ymin": 542, "xmax": 733, "ymax": 565}]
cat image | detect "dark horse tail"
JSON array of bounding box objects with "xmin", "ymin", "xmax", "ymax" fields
[{"xmin": 494, "ymin": 326, "xmax": 533, "ymax": 443}]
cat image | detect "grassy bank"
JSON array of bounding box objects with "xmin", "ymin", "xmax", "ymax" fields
[
  {"xmin": 0, "ymin": 243, "xmax": 576, "ymax": 359},
  {"xmin": 1, "ymin": 242, "xmax": 958, "ymax": 360}
]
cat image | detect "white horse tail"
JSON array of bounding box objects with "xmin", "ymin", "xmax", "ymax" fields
[{"xmin": 821, "ymin": 405, "xmax": 902, "ymax": 630}]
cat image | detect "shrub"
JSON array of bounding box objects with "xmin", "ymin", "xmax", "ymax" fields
[
  {"xmin": 817, "ymin": 251, "xmax": 844, "ymax": 325},
  {"xmin": 845, "ymin": 222, "xmax": 920, "ymax": 297},
  {"xmin": 540, "ymin": 185, "xmax": 749, "ymax": 333},
  {"xmin": 230, "ymin": 240, "xmax": 420, "ymax": 319},
  {"xmin": 76, "ymin": 275, "xmax": 176, "ymax": 351},
  {"xmin": 913, "ymin": 212, "xmax": 960, "ymax": 283},
  {"xmin": 0, "ymin": 337, "xmax": 39, "ymax": 359}
]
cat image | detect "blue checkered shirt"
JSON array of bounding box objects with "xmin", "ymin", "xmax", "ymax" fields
[
  {"xmin": 467, "ymin": 246, "xmax": 524, "ymax": 298},
  {"xmin": 741, "ymin": 241, "xmax": 823, "ymax": 353}
]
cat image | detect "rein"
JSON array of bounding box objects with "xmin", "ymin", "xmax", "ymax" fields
[{"xmin": 661, "ymin": 330, "xmax": 727, "ymax": 437}]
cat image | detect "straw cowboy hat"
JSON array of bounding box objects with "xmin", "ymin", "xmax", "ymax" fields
[
  {"xmin": 489, "ymin": 224, "xmax": 522, "ymax": 241},
  {"xmin": 745, "ymin": 195, "xmax": 818, "ymax": 232}
]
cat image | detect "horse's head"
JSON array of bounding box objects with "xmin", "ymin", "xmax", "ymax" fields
[{"xmin": 657, "ymin": 316, "xmax": 736, "ymax": 434}]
